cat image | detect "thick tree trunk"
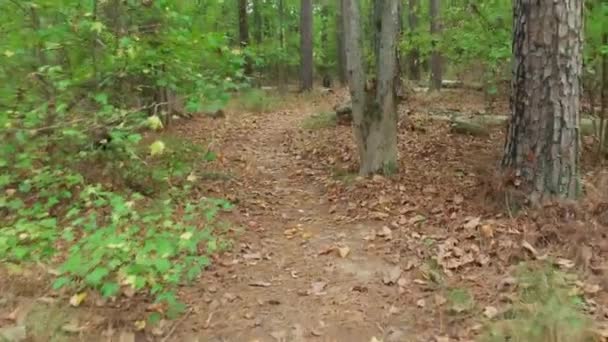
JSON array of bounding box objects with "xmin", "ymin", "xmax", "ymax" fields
[
  {"xmin": 344, "ymin": 0, "xmax": 400, "ymax": 175},
  {"xmin": 429, "ymin": 0, "xmax": 442, "ymax": 91},
  {"xmin": 503, "ymin": 0, "xmax": 583, "ymax": 203},
  {"xmin": 337, "ymin": 0, "xmax": 348, "ymax": 85},
  {"xmin": 300, "ymin": 0, "xmax": 314, "ymax": 91},
  {"xmin": 408, "ymin": 0, "xmax": 421, "ymax": 81}
]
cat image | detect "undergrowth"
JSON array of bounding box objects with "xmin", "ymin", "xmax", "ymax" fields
[
  {"xmin": 302, "ymin": 112, "xmax": 337, "ymax": 130},
  {"xmin": 0, "ymin": 105, "xmax": 232, "ymax": 318},
  {"xmin": 482, "ymin": 262, "xmax": 595, "ymax": 342}
]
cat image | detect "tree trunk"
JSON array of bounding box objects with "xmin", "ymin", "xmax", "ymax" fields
[
  {"xmin": 300, "ymin": 0, "xmax": 314, "ymax": 91},
  {"xmin": 503, "ymin": 0, "xmax": 583, "ymax": 203},
  {"xmin": 429, "ymin": 0, "xmax": 442, "ymax": 91},
  {"xmin": 344, "ymin": 0, "xmax": 400, "ymax": 175},
  {"xmin": 321, "ymin": 1, "xmax": 331, "ymax": 88},
  {"xmin": 277, "ymin": 0, "xmax": 287, "ymax": 92},
  {"xmin": 253, "ymin": 0, "xmax": 263, "ymax": 44},
  {"xmin": 337, "ymin": 0, "xmax": 348, "ymax": 85},
  {"xmin": 408, "ymin": 0, "xmax": 421, "ymax": 81},
  {"xmin": 238, "ymin": 0, "xmax": 251, "ymax": 75}
]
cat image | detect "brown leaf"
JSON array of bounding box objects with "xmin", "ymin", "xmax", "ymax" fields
[
  {"xmin": 483, "ymin": 306, "xmax": 498, "ymax": 319},
  {"xmin": 249, "ymin": 281, "xmax": 272, "ymax": 287},
  {"xmin": 464, "ymin": 217, "xmax": 481, "ymax": 230},
  {"xmin": 338, "ymin": 246, "xmax": 351, "ymax": 258},
  {"xmin": 382, "ymin": 266, "xmax": 402, "ymax": 285},
  {"xmin": 309, "ymin": 281, "xmax": 327, "ymax": 296}
]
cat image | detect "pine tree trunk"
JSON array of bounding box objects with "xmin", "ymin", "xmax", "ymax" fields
[
  {"xmin": 408, "ymin": 0, "xmax": 421, "ymax": 81},
  {"xmin": 503, "ymin": 0, "xmax": 583, "ymax": 203},
  {"xmin": 344, "ymin": 0, "xmax": 400, "ymax": 175},
  {"xmin": 429, "ymin": 0, "xmax": 442, "ymax": 91},
  {"xmin": 300, "ymin": 0, "xmax": 314, "ymax": 91}
]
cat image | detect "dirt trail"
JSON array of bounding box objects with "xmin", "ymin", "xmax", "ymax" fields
[{"xmin": 175, "ymin": 107, "xmax": 423, "ymax": 342}]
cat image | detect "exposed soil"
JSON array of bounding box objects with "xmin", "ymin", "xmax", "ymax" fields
[{"xmin": 2, "ymin": 89, "xmax": 608, "ymax": 342}]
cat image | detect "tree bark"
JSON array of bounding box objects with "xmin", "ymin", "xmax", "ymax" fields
[
  {"xmin": 344, "ymin": 0, "xmax": 400, "ymax": 175},
  {"xmin": 337, "ymin": 0, "xmax": 348, "ymax": 85},
  {"xmin": 320, "ymin": 1, "xmax": 331, "ymax": 88},
  {"xmin": 253, "ymin": 0, "xmax": 263, "ymax": 44},
  {"xmin": 300, "ymin": 0, "xmax": 314, "ymax": 91},
  {"xmin": 238, "ymin": 0, "xmax": 251, "ymax": 75},
  {"xmin": 408, "ymin": 0, "xmax": 421, "ymax": 81},
  {"xmin": 429, "ymin": 0, "xmax": 442, "ymax": 91},
  {"xmin": 503, "ymin": 0, "xmax": 583, "ymax": 203}
]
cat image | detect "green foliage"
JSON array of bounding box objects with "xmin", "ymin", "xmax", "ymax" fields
[
  {"xmin": 234, "ymin": 88, "xmax": 281, "ymax": 113},
  {"xmin": 482, "ymin": 263, "xmax": 593, "ymax": 342},
  {"xmin": 302, "ymin": 112, "xmax": 337, "ymax": 130}
]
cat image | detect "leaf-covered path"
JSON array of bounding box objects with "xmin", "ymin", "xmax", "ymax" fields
[{"xmin": 175, "ymin": 99, "xmax": 419, "ymax": 341}]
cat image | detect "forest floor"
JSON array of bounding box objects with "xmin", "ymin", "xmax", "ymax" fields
[{"xmin": 3, "ymin": 88, "xmax": 608, "ymax": 342}]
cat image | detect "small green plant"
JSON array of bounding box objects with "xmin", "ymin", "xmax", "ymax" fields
[
  {"xmin": 447, "ymin": 287, "xmax": 475, "ymax": 314},
  {"xmin": 302, "ymin": 112, "xmax": 337, "ymax": 130},
  {"xmin": 482, "ymin": 262, "xmax": 594, "ymax": 342}
]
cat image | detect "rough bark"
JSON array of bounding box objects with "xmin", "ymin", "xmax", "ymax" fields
[
  {"xmin": 503, "ymin": 0, "xmax": 583, "ymax": 203},
  {"xmin": 408, "ymin": 0, "xmax": 421, "ymax": 81},
  {"xmin": 321, "ymin": 1, "xmax": 331, "ymax": 88},
  {"xmin": 300, "ymin": 0, "xmax": 314, "ymax": 91},
  {"xmin": 344, "ymin": 0, "xmax": 400, "ymax": 175},
  {"xmin": 429, "ymin": 0, "xmax": 442, "ymax": 91}
]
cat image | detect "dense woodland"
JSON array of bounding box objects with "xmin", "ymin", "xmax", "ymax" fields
[{"xmin": 0, "ymin": 0, "xmax": 608, "ymax": 341}]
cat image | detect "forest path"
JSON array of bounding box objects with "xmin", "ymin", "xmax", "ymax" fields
[{"xmin": 174, "ymin": 99, "xmax": 424, "ymax": 342}]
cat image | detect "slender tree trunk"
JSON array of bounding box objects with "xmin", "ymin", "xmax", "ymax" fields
[
  {"xmin": 300, "ymin": 0, "xmax": 314, "ymax": 91},
  {"xmin": 408, "ymin": 0, "xmax": 421, "ymax": 81},
  {"xmin": 321, "ymin": 1, "xmax": 331, "ymax": 88},
  {"xmin": 278, "ymin": 0, "xmax": 286, "ymax": 92},
  {"xmin": 337, "ymin": 0, "xmax": 348, "ymax": 85},
  {"xmin": 503, "ymin": 0, "xmax": 583, "ymax": 203},
  {"xmin": 429, "ymin": 0, "xmax": 442, "ymax": 91},
  {"xmin": 238, "ymin": 0, "xmax": 251, "ymax": 75},
  {"xmin": 344, "ymin": 0, "xmax": 400, "ymax": 175},
  {"xmin": 253, "ymin": 0, "xmax": 263, "ymax": 44},
  {"xmin": 601, "ymin": 33, "xmax": 608, "ymax": 155}
]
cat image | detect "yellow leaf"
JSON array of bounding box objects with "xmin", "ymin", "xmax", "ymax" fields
[
  {"xmin": 134, "ymin": 320, "xmax": 146, "ymax": 331},
  {"xmin": 4, "ymin": 50, "xmax": 15, "ymax": 58},
  {"xmin": 69, "ymin": 292, "xmax": 87, "ymax": 307},
  {"xmin": 146, "ymin": 116, "xmax": 164, "ymax": 131},
  {"xmin": 149, "ymin": 140, "xmax": 165, "ymax": 156},
  {"xmin": 180, "ymin": 232, "xmax": 193, "ymax": 240}
]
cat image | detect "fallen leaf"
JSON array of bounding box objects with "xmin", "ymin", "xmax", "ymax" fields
[
  {"xmin": 133, "ymin": 320, "xmax": 146, "ymax": 331},
  {"xmin": 464, "ymin": 217, "xmax": 481, "ymax": 230},
  {"xmin": 416, "ymin": 298, "xmax": 426, "ymax": 308},
  {"xmin": 409, "ymin": 215, "xmax": 426, "ymax": 224},
  {"xmin": 376, "ymin": 226, "xmax": 393, "ymax": 240},
  {"xmin": 556, "ymin": 258, "xmax": 575, "ymax": 269},
  {"xmin": 243, "ymin": 252, "xmax": 262, "ymax": 260},
  {"xmin": 453, "ymin": 194, "xmax": 464, "ymax": 205},
  {"xmin": 69, "ymin": 292, "xmax": 87, "ymax": 307},
  {"xmin": 483, "ymin": 306, "xmax": 498, "ymax": 319},
  {"xmin": 434, "ymin": 294, "xmax": 447, "ymax": 306},
  {"xmin": 370, "ymin": 337, "xmax": 382, "ymax": 342},
  {"xmin": 338, "ymin": 246, "xmax": 351, "ymax": 258},
  {"xmin": 382, "ymin": 266, "xmax": 402, "ymax": 285},
  {"xmin": 480, "ymin": 224, "xmax": 494, "ymax": 239},
  {"xmin": 584, "ymin": 283, "xmax": 601, "ymax": 295},
  {"xmin": 521, "ymin": 240, "xmax": 538, "ymax": 256},
  {"xmin": 249, "ymin": 281, "xmax": 272, "ymax": 287},
  {"xmin": 309, "ymin": 281, "xmax": 327, "ymax": 296}
]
